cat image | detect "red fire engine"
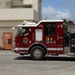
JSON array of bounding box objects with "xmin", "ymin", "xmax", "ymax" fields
[{"xmin": 13, "ymin": 20, "xmax": 64, "ymax": 60}]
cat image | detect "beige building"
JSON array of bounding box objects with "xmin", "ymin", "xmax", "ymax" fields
[{"xmin": 0, "ymin": 0, "xmax": 42, "ymax": 49}]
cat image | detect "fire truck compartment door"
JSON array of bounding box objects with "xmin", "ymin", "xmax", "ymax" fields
[
  {"xmin": 56, "ymin": 23, "xmax": 64, "ymax": 47},
  {"xmin": 35, "ymin": 29, "xmax": 43, "ymax": 41}
]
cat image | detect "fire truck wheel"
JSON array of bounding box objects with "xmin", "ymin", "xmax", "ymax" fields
[
  {"xmin": 30, "ymin": 46, "xmax": 45, "ymax": 60},
  {"xmin": 19, "ymin": 53, "xmax": 25, "ymax": 56}
]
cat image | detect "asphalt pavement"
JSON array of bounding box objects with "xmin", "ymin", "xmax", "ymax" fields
[{"xmin": 0, "ymin": 50, "xmax": 75, "ymax": 75}]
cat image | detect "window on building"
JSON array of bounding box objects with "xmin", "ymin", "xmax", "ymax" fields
[
  {"xmin": 23, "ymin": 5, "xmax": 32, "ymax": 8},
  {"xmin": 20, "ymin": 0, "xmax": 23, "ymax": 1},
  {"xmin": 12, "ymin": 5, "xmax": 32, "ymax": 8},
  {"xmin": 44, "ymin": 23, "xmax": 55, "ymax": 36}
]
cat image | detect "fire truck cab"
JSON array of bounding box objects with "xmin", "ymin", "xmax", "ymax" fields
[{"xmin": 13, "ymin": 20, "xmax": 64, "ymax": 60}]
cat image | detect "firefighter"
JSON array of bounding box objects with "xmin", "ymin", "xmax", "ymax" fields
[{"xmin": 21, "ymin": 28, "xmax": 29, "ymax": 36}]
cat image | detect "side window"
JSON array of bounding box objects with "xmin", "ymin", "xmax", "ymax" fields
[
  {"xmin": 44, "ymin": 23, "xmax": 55, "ymax": 36},
  {"xmin": 21, "ymin": 27, "xmax": 29, "ymax": 36}
]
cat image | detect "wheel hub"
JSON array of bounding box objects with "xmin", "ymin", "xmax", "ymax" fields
[{"xmin": 33, "ymin": 49, "xmax": 42, "ymax": 58}]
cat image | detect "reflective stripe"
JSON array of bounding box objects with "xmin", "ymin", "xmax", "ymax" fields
[
  {"xmin": 15, "ymin": 48, "xmax": 28, "ymax": 50},
  {"xmin": 15, "ymin": 48, "xmax": 63, "ymax": 51},
  {"xmin": 57, "ymin": 48, "xmax": 63, "ymax": 50},
  {"xmin": 47, "ymin": 48, "xmax": 63, "ymax": 51},
  {"xmin": 47, "ymin": 48, "xmax": 56, "ymax": 50}
]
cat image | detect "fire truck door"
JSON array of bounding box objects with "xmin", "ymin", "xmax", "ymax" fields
[
  {"xmin": 44, "ymin": 22, "xmax": 57, "ymax": 48},
  {"xmin": 19, "ymin": 27, "xmax": 32, "ymax": 47}
]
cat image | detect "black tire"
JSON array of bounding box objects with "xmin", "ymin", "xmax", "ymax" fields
[
  {"xmin": 19, "ymin": 53, "xmax": 25, "ymax": 56},
  {"xmin": 30, "ymin": 46, "xmax": 45, "ymax": 60}
]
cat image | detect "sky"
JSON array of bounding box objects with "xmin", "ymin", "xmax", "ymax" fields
[{"xmin": 42, "ymin": 0, "xmax": 75, "ymax": 20}]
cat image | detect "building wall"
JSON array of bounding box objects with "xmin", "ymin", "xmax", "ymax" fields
[
  {"xmin": 0, "ymin": 20, "xmax": 22, "ymax": 27},
  {"xmin": 12, "ymin": 0, "xmax": 23, "ymax": 6},
  {"xmin": 12, "ymin": 0, "xmax": 33, "ymax": 6},
  {"xmin": 0, "ymin": 0, "xmax": 42, "ymax": 22},
  {"xmin": 0, "ymin": 0, "xmax": 12, "ymax": 8},
  {"xmin": 33, "ymin": 0, "xmax": 42, "ymax": 20},
  {"xmin": 23, "ymin": 0, "xmax": 32, "ymax": 5},
  {"xmin": 0, "ymin": 9, "xmax": 35, "ymax": 21}
]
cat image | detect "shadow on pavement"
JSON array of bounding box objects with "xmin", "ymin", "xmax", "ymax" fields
[
  {"xmin": 14, "ymin": 56, "xmax": 75, "ymax": 61},
  {"xmin": 14, "ymin": 56, "xmax": 31, "ymax": 60}
]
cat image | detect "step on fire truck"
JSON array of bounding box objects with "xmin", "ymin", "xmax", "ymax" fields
[{"xmin": 13, "ymin": 20, "xmax": 71, "ymax": 60}]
